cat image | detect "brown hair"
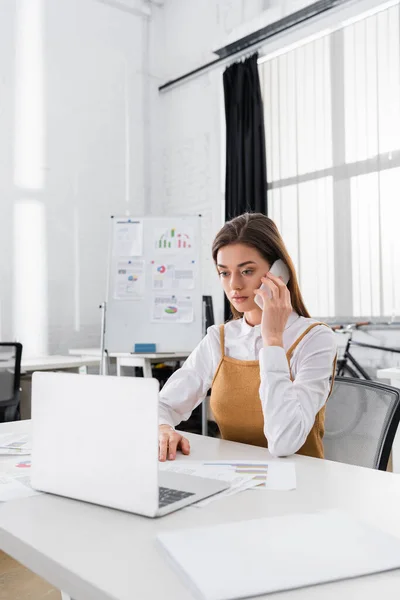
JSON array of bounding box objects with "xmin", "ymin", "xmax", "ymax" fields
[{"xmin": 212, "ymin": 212, "xmax": 311, "ymax": 319}]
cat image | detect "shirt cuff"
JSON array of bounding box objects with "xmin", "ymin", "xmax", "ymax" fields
[
  {"xmin": 158, "ymin": 421, "xmax": 175, "ymax": 429},
  {"xmin": 259, "ymin": 346, "xmax": 291, "ymax": 375}
]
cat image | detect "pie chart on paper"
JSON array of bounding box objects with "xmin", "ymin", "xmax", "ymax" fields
[{"xmin": 165, "ymin": 306, "xmax": 178, "ymax": 314}]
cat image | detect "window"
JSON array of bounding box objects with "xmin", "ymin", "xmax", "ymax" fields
[{"xmin": 259, "ymin": 3, "xmax": 400, "ymax": 319}]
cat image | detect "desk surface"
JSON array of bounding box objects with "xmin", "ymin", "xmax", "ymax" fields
[
  {"xmin": 69, "ymin": 348, "xmax": 190, "ymax": 360},
  {"xmin": 1, "ymin": 421, "xmax": 400, "ymax": 600},
  {"xmin": 21, "ymin": 355, "xmax": 100, "ymax": 371},
  {"xmin": 0, "ymin": 355, "xmax": 101, "ymax": 372},
  {"xmin": 377, "ymin": 367, "xmax": 400, "ymax": 380}
]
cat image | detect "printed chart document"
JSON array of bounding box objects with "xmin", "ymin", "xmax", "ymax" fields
[
  {"xmin": 151, "ymin": 294, "xmax": 194, "ymax": 323},
  {"xmin": 160, "ymin": 460, "xmax": 296, "ymax": 508},
  {"xmin": 113, "ymin": 259, "xmax": 145, "ymax": 300},
  {"xmin": 113, "ymin": 219, "xmax": 143, "ymax": 257},
  {"xmin": 151, "ymin": 259, "xmax": 195, "ymax": 291},
  {"xmin": 158, "ymin": 510, "xmax": 400, "ymax": 600},
  {"xmin": 0, "ymin": 455, "xmax": 40, "ymax": 502},
  {"xmin": 200, "ymin": 460, "xmax": 296, "ymax": 491},
  {"xmin": 0, "ymin": 432, "xmax": 31, "ymax": 455}
]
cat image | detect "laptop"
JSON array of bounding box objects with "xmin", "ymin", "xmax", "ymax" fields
[{"xmin": 30, "ymin": 372, "xmax": 228, "ymax": 517}]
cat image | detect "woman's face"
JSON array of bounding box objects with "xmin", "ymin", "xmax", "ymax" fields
[{"xmin": 216, "ymin": 243, "xmax": 271, "ymax": 312}]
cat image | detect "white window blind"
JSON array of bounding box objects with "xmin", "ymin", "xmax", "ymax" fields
[{"xmin": 259, "ymin": 3, "xmax": 400, "ymax": 320}]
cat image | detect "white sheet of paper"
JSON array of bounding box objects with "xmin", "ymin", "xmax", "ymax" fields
[
  {"xmin": 151, "ymin": 259, "xmax": 195, "ymax": 291},
  {"xmin": 113, "ymin": 219, "xmax": 143, "ymax": 257},
  {"xmin": 0, "ymin": 475, "xmax": 41, "ymax": 502},
  {"xmin": 114, "ymin": 259, "xmax": 145, "ymax": 300},
  {"xmin": 151, "ymin": 294, "xmax": 194, "ymax": 323},
  {"xmin": 158, "ymin": 510, "xmax": 400, "ymax": 600}
]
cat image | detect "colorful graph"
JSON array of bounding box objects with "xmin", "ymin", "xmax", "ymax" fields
[
  {"xmin": 165, "ymin": 306, "xmax": 178, "ymax": 314},
  {"xmin": 16, "ymin": 460, "xmax": 31, "ymax": 468},
  {"xmin": 155, "ymin": 228, "xmax": 192, "ymax": 250}
]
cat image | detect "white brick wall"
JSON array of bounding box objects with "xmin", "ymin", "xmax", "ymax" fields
[{"xmin": 0, "ymin": 0, "xmax": 146, "ymax": 354}]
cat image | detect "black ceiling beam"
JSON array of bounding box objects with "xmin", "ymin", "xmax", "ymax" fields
[{"xmin": 158, "ymin": 0, "xmax": 351, "ymax": 92}]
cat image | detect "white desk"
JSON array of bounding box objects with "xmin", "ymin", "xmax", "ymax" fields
[
  {"xmin": 2, "ymin": 420, "xmax": 400, "ymax": 600},
  {"xmin": 68, "ymin": 348, "xmax": 189, "ymax": 378},
  {"xmin": 21, "ymin": 355, "xmax": 101, "ymax": 374},
  {"xmin": 377, "ymin": 367, "xmax": 400, "ymax": 386}
]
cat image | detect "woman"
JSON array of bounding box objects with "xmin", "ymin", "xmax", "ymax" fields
[{"xmin": 159, "ymin": 213, "xmax": 337, "ymax": 461}]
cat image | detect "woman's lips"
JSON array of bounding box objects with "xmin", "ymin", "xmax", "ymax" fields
[{"xmin": 231, "ymin": 296, "xmax": 248, "ymax": 303}]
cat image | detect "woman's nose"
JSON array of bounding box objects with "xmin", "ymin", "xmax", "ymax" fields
[{"xmin": 230, "ymin": 275, "xmax": 242, "ymax": 290}]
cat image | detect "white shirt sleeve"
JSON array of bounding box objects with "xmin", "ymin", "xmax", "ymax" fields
[
  {"xmin": 259, "ymin": 325, "xmax": 337, "ymax": 457},
  {"xmin": 158, "ymin": 326, "xmax": 221, "ymax": 427}
]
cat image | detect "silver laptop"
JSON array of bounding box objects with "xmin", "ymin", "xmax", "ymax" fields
[{"xmin": 30, "ymin": 372, "xmax": 228, "ymax": 517}]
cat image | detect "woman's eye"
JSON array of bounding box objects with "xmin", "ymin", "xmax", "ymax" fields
[
  {"xmin": 218, "ymin": 271, "xmax": 228, "ymax": 277},
  {"xmin": 242, "ymin": 270, "xmax": 254, "ymax": 276}
]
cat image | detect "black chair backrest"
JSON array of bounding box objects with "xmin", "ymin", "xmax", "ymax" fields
[
  {"xmin": 0, "ymin": 343, "xmax": 23, "ymax": 408},
  {"xmin": 202, "ymin": 296, "xmax": 214, "ymax": 332},
  {"xmin": 324, "ymin": 376, "xmax": 400, "ymax": 470}
]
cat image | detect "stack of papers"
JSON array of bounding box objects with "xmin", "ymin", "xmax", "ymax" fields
[
  {"xmin": 159, "ymin": 460, "xmax": 296, "ymax": 507},
  {"xmin": 0, "ymin": 432, "xmax": 38, "ymax": 502},
  {"xmin": 0, "ymin": 432, "xmax": 32, "ymax": 455},
  {"xmin": 158, "ymin": 510, "xmax": 400, "ymax": 599}
]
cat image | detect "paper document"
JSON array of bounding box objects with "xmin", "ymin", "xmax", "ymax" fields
[
  {"xmin": 0, "ymin": 432, "xmax": 31, "ymax": 455},
  {"xmin": 159, "ymin": 460, "xmax": 295, "ymax": 508},
  {"xmin": 151, "ymin": 294, "xmax": 194, "ymax": 323},
  {"xmin": 202, "ymin": 460, "xmax": 296, "ymax": 490},
  {"xmin": 151, "ymin": 259, "xmax": 195, "ymax": 291},
  {"xmin": 160, "ymin": 461, "xmax": 257, "ymax": 507},
  {"xmin": 0, "ymin": 475, "xmax": 41, "ymax": 502},
  {"xmin": 114, "ymin": 259, "xmax": 145, "ymax": 300},
  {"xmin": 158, "ymin": 510, "xmax": 400, "ymax": 600},
  {"xmin": 113, "ymin": 219, "xmax": 143, "ymax": 257}
]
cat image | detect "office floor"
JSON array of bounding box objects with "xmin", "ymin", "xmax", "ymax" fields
[{"xmin": 0, "ymin": 551, "xmax": 61, "ymax": 599}]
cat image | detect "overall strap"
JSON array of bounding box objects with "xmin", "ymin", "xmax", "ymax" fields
[
  {"xmin": 286, "ymin": 322, "xmax": 336, "ymax": 396},
  {"xmin": 218, "ymin": 324, "xmax": 226, "ymax": 357},
  {"xmin": 286, "ymin": 322, "xmax": 328, "ymax": 362}
]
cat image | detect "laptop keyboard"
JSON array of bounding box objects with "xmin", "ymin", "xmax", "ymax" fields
[{"xmin": 159, "ymin": 486, "xmax": 195, "ymax": 508}]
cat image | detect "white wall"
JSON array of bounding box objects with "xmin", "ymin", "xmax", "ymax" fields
[
  {"xmin": 0, "ymin": 0, "xmax": 147, "ymax": 355},
  {"xmin": 149, "ymin": 0, "xmax": 317, "ymax": 325}
]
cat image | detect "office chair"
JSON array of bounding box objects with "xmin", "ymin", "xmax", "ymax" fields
[
  {"xmin": 0, "ymin": 342, "xmax": 23, "ymax": 422},
  {"xmin": 324, "ymin": 376, "xmax": 400, "ymax": 470}
]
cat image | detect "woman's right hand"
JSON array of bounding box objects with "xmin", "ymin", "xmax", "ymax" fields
[{"xmin": 158, "ymin": 425, "xmax": 191, "ymax": 461}]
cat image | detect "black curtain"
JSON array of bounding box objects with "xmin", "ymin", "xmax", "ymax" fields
[
  {"xmin": 223, "ymin": 53, "xmax": 268, "ymax": 319},
  {"xmin": 223, "ymin": 53, "xmax": 268, "ymax": 221}
]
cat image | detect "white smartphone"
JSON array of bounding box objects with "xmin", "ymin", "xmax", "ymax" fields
[{"xmin": 254, "ymin": 259, "xmax": 290, "ymax": 309}]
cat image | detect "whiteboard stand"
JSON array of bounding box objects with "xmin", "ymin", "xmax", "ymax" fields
[
  {"xmin": 99, "ymin": 302, "xmax": 108, "ymax": 376},
  {"xmin": 201, "ymin": 298, "xmax": 208, "ymax": 437}
]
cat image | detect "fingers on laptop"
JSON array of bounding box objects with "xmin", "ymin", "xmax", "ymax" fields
[
  {"xmin": 180, "ymin": 436, "xmax": 190, "ymax": 456},
  {"xmin": 159, "ymin": 432, "xmax": 170, "ymax": 461},
  {"xmin": 158, "ymin": 430, "xmax": 190, "ymax": 461}
]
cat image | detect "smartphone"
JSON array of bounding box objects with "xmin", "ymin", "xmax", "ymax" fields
[{"xmin": 254, "ymin": 259, "xmax": 290, "ymax": 309}]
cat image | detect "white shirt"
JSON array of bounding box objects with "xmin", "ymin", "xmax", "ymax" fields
[{"xmin": 159, "ymin": 311, "xmax": 338, "ymax": 457}]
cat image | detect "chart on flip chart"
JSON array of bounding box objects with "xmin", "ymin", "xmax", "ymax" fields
[{"xmin": 105, "ymin": 215, "xmax": 202, "ymax": 353}]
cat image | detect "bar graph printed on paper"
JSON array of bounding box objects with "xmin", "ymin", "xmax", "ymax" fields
[{"xmin": 155, "ymin": 227, "xmax": 192, "ymax": 251}]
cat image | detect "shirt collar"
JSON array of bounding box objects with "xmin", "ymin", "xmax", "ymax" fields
[{"xmin": 238, "ymin": 311, "xmax": 300, "ymax": 336}]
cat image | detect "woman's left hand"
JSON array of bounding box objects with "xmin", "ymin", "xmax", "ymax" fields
[{"xmin": 254, "ymin": 273, "xmax": 292, "ymax": 347}]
